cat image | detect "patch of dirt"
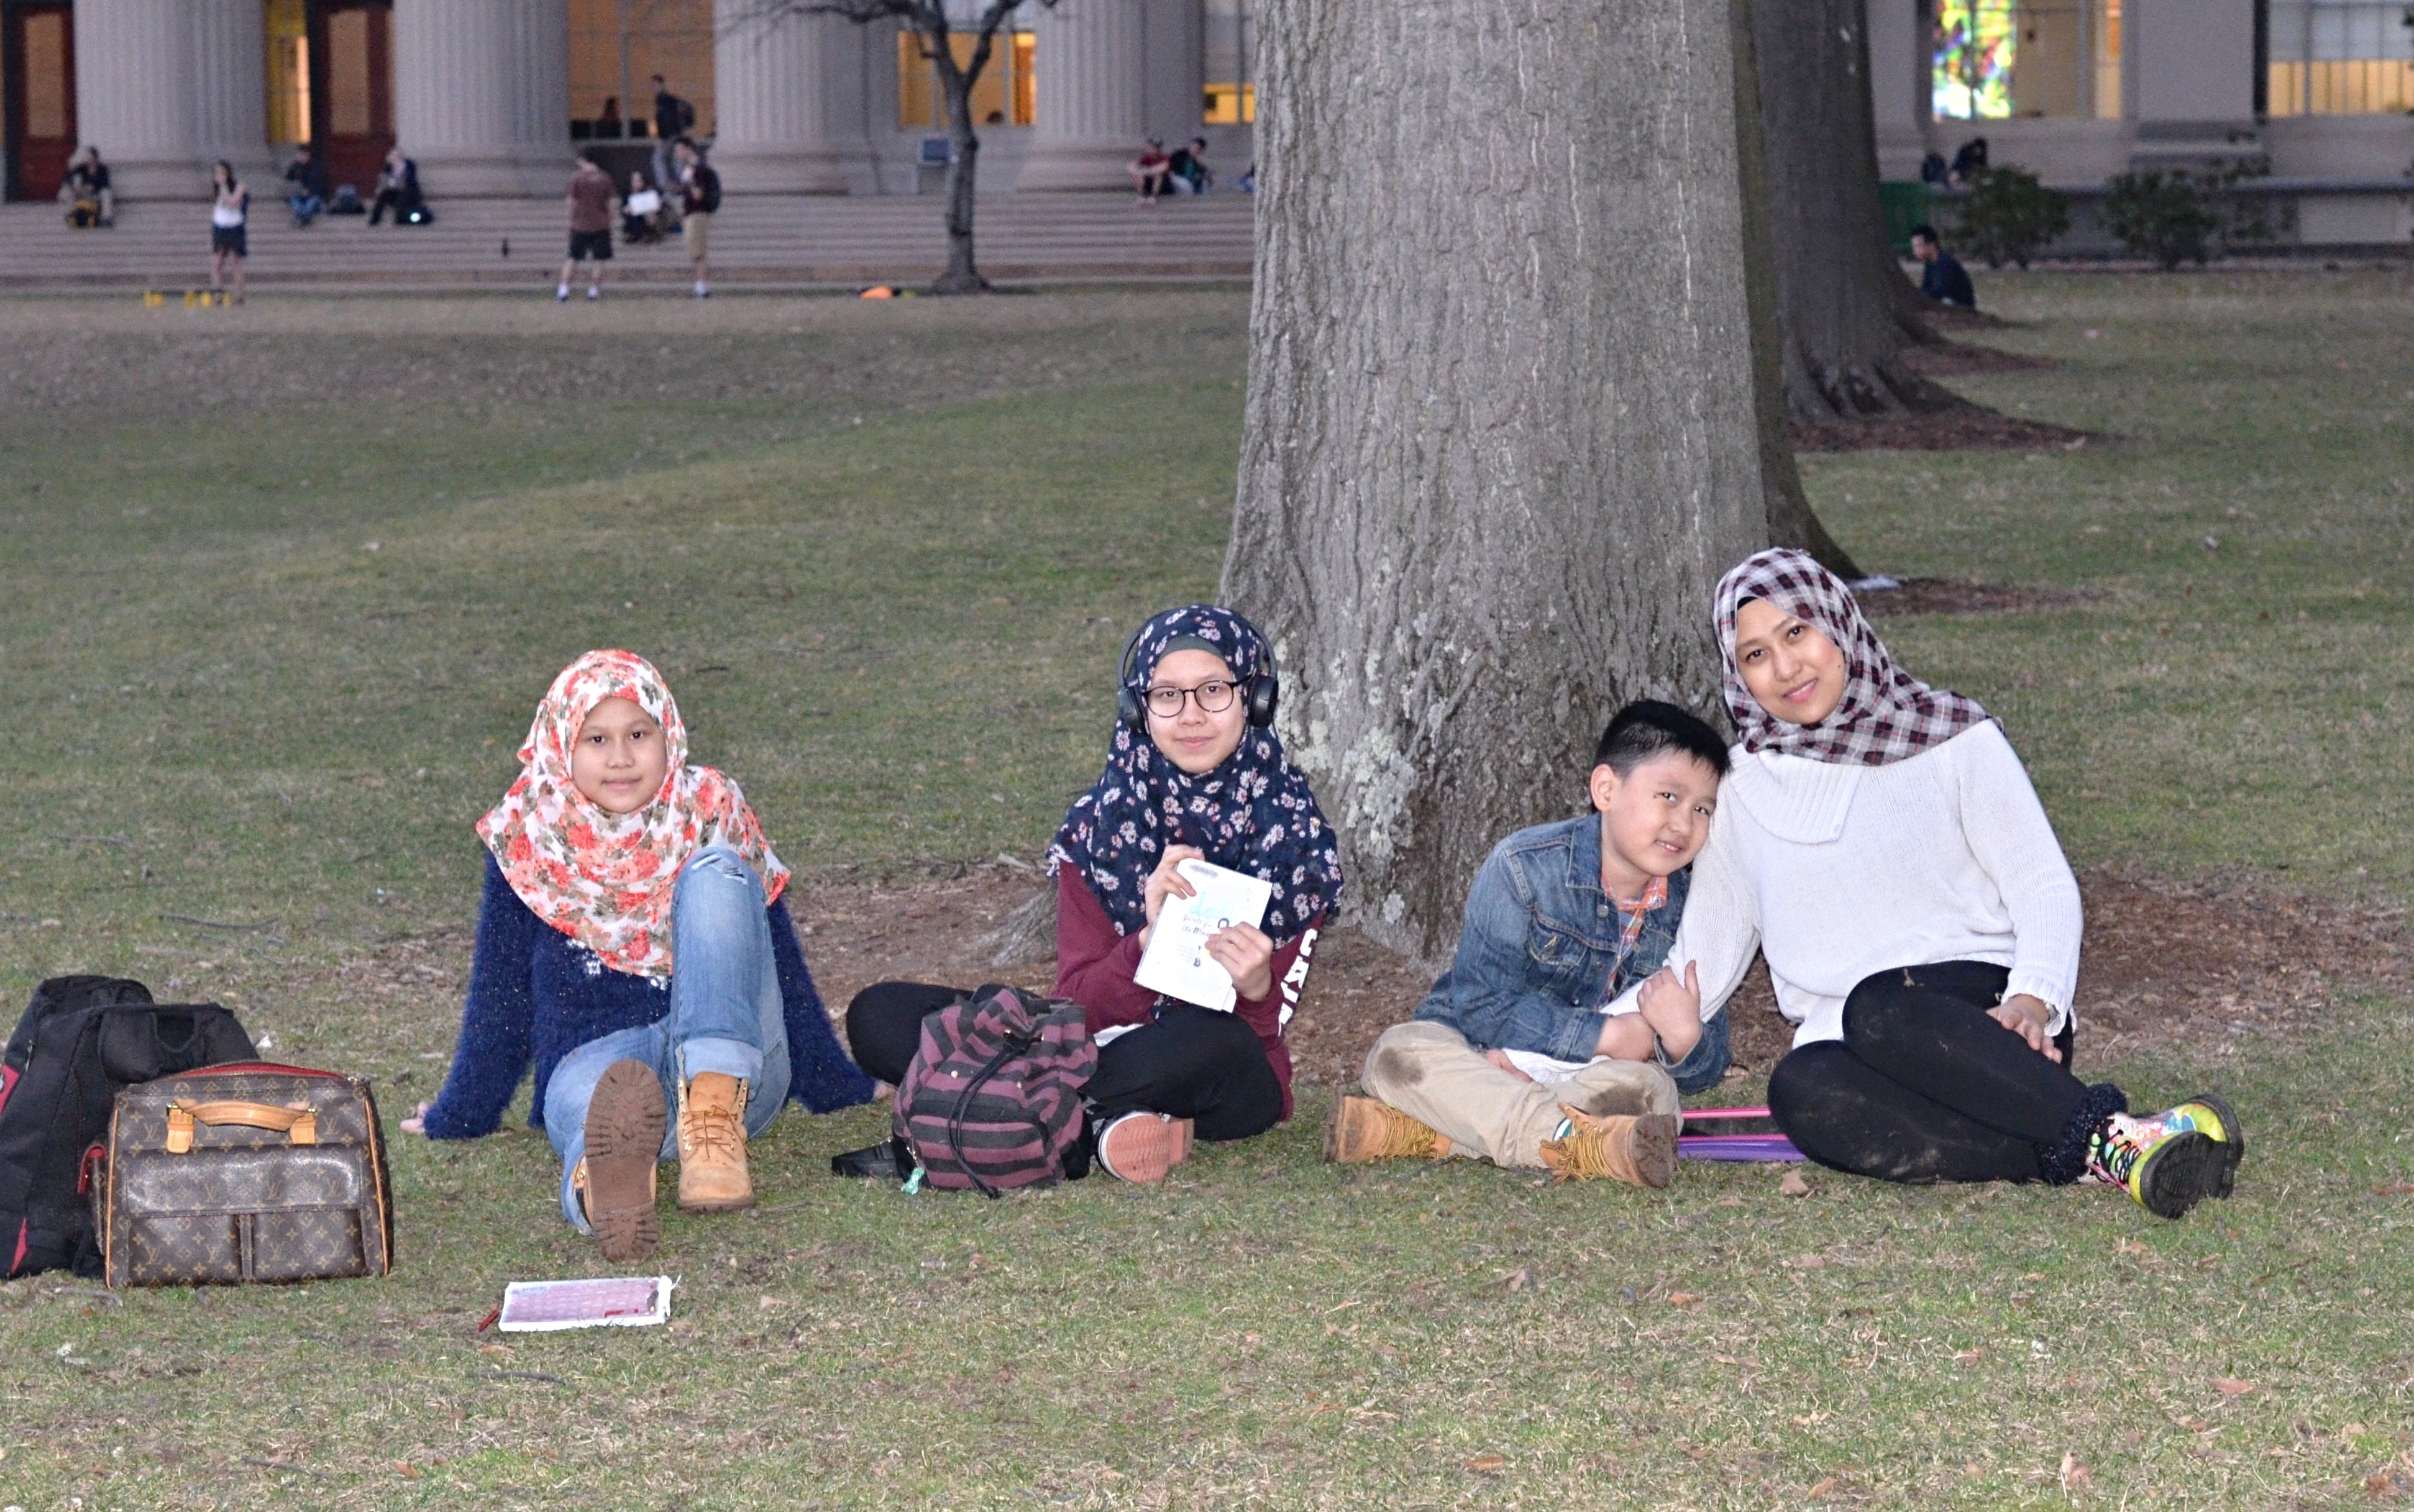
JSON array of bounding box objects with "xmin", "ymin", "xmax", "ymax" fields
[
  {"xmin": 1791, "ymin": 406, "xmax": 2096, "ymax": 453},
  {"xmin": 288, "ymin": 862, "xmax": 2406, "ymax": 1103},
  {"xmin": 1897, "ymin": 342, "xmax": 2057, "ymax": 377},
  {"xmin": 1854, "ymin": 577, "xmax": 2088, "ymax": 616}
]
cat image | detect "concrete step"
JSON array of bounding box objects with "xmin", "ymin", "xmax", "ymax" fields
[{"xmin": 1, "ymin": 192, "xmax": 1256, "ymax": 288}]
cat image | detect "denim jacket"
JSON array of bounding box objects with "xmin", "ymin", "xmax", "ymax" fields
[{"xmin": 1414, "ymin": 813, "xmax": 1729, "ymax": 1093}]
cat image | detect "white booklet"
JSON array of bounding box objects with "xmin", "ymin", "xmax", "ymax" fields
[
  {"xmin": 495, "ymin": 1275, "xmax": 676, "ymax": 1332},
  {"xmin": 1133, "ymin": 857, "xmax": 1274, "ymax": 1013}
]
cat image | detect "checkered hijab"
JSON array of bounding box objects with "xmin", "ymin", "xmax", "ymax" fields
[{"xmin": 1714, "ymin": 549, "xmax": 1990, "ymax": 767}]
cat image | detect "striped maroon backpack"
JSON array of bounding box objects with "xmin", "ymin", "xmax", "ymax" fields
[{"xmin": 894, "ymin": 984, "xmax": 1095, "ymax": 1196}]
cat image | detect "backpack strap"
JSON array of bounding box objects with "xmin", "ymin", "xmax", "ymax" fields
[{"xmin": 944, "ymin": 1031, "xmax": 1038, "ymax": 1200}]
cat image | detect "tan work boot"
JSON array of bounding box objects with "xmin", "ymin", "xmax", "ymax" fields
[
  {"xmin": 578, "ymin": 1059, "xmax": 665, "ymax": 1262},
  {"xmin": 1538, "ymin": 1106, "xmax": 1680, "ymax": 1187},
  {"xmin": 675, "ymin": 1070, "xmax": 754, "ymax": 1213},
  {"xmin": 1324, "ymin": 1093, "xmax": 1453, "ymax": 1164}
]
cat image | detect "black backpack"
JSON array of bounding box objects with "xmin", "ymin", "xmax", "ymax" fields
[{"xmin": 0, "ymin": 975, "xmax": 254, "ymax": 1278}]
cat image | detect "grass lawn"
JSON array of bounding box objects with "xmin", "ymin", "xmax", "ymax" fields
[{"xmin": 1, "ymin": 276, "xmax": 2410, "ymax": 1510}]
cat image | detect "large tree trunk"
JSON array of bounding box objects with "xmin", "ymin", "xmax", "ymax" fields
[
  {"xmin": 1752, "ymin": 0, "xmax": 1959, "ymax": 425},
  {"xmin": 1222, "ymin": 0, "xmax": 1776, "ymax": 959}
]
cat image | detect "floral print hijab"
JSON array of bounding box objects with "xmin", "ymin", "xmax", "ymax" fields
[
  {"xmin": 476, "ymin": 650, "xmax": 789, "ymax": 977},
  {"xmin": 1714, "ymin": 548, "xmax": 1991, "ymax": 767},
  {"xmin": 1046, "ymin": 605, "xmax": 1343, "ymax": 944}
]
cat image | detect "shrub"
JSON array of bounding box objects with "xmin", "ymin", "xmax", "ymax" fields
[
  {"xmin": 2099, "ymin": 160, "xmax": 2279, "ymax": 270},
  {"xmin": 2100, "ymin": 169, "xmax": 2219, "ymax": 269},
  {"xmin": 1952, "ymin": 165, "xmax": 2072, "ymax": 269}
]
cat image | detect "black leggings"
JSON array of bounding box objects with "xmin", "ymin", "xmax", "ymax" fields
[
  {"xmin": 1766, "ymin": 961, "xmax": 2123, "ymax": 1185},
  {"xmin": 847, "ymin": 981, "xmax": 1286, "ymax": 1143}
]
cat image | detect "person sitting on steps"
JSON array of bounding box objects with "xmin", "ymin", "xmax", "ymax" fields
[
  {"xmin": 840, "ymin": 604, "xmax": 1344, "ymax": 1185},
  {"xmin": 401, "ymin": 650, "xmax": 874, "ymax": 1262},
  {"xmin": 1632, "ymin": 548, "xmax": 2243, "ymax": 1219},
  {"xmin": 1333, "ymin": 701, "xmax": 1733, "ymax": 1188}
]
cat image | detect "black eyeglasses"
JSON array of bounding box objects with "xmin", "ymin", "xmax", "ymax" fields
[{"xmin": 1143, "ymin": 678, "xmax": 1245, "ymax": 719}]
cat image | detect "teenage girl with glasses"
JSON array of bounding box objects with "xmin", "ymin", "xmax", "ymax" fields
[{"xmin": 839, "ymin": 604, "xmax": 1345, "ymax": 1183}]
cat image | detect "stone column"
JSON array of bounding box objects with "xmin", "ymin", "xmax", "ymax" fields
[
  {"xmin": 2126, "ymin": 0, "xmax": 2256, "ymax": 167},
  {"xmin": 1018, "ymin": 0, "xmax": 1147, "ymax": 190},
  {"xmin": 510, "ymin": 0, "xmax": 572, "ymax": 193},
  {"xmin": 1864, "ymin": 0, "xmax": 1926, "ymax": 181},
  {"xmin": 192, "ymin": 0, "xmax": 275, "ymax": 184},
  {"xmin": 712, "ymin": 0, "xmax": 872, "ymax": 193},
  {"xmin": 72, "ymin": 0, "xmax": 198, "ymax": 199},
  {"xmin": 393, "ymin": 0, "xmax": 530, "ymax": 195}
]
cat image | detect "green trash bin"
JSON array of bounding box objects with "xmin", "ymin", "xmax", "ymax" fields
[{"xmin": 1879, "ymin": 181, "xmax": 1935, "ymax": 256}]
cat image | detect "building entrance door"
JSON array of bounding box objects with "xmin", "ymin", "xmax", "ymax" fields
[
  {"xmin": 3, "ymin": 2, "xmax": 75, "ymax": 201},
  {"xmin": 309, "ymin": 0, "xmax": 392, "ymax": 193}
]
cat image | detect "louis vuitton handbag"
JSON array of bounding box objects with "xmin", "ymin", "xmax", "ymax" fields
[{"xmin": 94, "ymin": 1063, "xmax": 394, "ymax": 1288}]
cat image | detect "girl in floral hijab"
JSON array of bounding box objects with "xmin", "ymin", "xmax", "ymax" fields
[{"xmin": 411, "ymin": 650, "xmax": 871, "ymax": 1264}]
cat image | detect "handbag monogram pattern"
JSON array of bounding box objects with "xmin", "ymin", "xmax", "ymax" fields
[{"xmin": 98, "ymin": 1065, "xmax": 394, "ymax": 1288}]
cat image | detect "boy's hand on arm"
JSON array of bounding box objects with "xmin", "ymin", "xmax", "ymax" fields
[
  {"xmin": 1636, "ymin": 962, "xmax": 1704, "ymax": 1060},
  {"xmin": 1592, "ymin": 1010, "xmax": 1657, "ymax": 1062}
]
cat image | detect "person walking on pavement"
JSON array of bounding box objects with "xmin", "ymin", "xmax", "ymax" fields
[
  {"xmin": 558, "ymin": 155, "xmax": 620, "ymax": 301},
  {"xmin": 675, "ymin": 137, "xmax": 719, "ymax": 299}
]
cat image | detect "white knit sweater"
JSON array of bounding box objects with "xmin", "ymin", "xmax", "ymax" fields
[{"xmin": 1607, "ymin": 721, "xmax": 2083, "ymax": 1048}]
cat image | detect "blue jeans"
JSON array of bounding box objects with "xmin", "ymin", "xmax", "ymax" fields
[
  {"xmin": 288, "ymin": 192, "xmax": 322, "ymax": 223},
  {"xmin": 542, "ymin": 845, "xmax": 790, "ymax": 1231}
]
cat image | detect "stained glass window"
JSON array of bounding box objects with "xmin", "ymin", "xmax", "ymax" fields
[{"xmin": 1934, "ymin": 0, "xmax": 2017, "ymax": 119}]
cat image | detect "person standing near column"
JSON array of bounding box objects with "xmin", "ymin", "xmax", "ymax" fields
[
  {"xmin": 675, "ymin": 137, "xmax": 718, "ymax": 299},
  {"xmin": 208, "ymin": 161, "xmax": 249, "ymax": 305},
  {"xmin": 557, "ymin": 154, "xmax": 619, "ymax": 301},
  {"xmin": 650, "ymin": 75, "xmax": 693, "ymax": 224}
]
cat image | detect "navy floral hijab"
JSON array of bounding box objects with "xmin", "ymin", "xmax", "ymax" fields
[{"xmin": 1047, "ymin": 604, "xmax": 1343, "ymax": 944}]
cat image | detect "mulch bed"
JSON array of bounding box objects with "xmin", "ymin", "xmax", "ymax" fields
[
  {"xmin": 1897, "ymin": 341, "xmax": 2057, "ymax": 377},
  {"xmin": 285, "ymin": 863, "xmax": 2404, "ymax": 1106},
  {"xmin": 1854, "ymin": 576, "xmax": 2087, "ymax": 616},
  {"xmin": 1791, "ymin": 406, "xmax": 2095, "ymax": 453}
]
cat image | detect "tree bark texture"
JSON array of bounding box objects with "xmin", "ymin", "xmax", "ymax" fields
[
  {"xmin": 1222, "ymin": 0, "xmax": 1776, "ymax": 959},
  {"xmin": 1751, "ymin": 0, "xmax": 1955, "ymax": 426}
]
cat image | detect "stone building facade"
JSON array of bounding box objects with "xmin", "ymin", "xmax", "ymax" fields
[{"xmin": 4, "ymin": 0, "xmax": 2412, "ymax": 245}]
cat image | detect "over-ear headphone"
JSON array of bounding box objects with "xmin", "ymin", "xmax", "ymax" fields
[{"xmin": 1115, "ymin": 610, "xmax": 1281, "ymax": 733}]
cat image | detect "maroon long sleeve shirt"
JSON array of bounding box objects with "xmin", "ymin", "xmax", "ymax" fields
[{"xmin": 1051, "ymin": 867, "xmax": 1320, "ymax": 1121}]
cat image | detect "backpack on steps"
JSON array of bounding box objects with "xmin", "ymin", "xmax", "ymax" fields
[
  {"xmin": 894, "ymin": 984, "xmax": 1094, "ymax": 1197},
  {"xmin": 0, "ymin": 975, "xmax": 254, "ymax": 1278}
]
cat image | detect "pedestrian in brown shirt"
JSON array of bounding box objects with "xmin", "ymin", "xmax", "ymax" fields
[{"xmin": 558, "ymin": 155, "xmax": 619, "ymax": 302}]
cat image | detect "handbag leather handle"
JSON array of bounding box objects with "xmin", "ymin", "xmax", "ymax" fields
[{"xmin": 165, "ymin": 1100, "xmax": 318, "ymax": 1153}]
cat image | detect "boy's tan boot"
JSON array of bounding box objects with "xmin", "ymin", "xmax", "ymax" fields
[
  {"xmin": 580, "ymin": 1059, "xmax": 665, "ymax": 1263},
  {"xmin": 1538, "ymin": 1106, "xmax": 1680, "ymax": 1188},
  {"xmin": 675, "ymin": 1071, "xmax": 754, "ymax": 1213},
  {"xmin": 1324, "ymin": 1094, "xmax": 1453, "ymax": 1163}
]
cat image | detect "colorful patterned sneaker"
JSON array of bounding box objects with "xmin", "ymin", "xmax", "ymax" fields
[
  {"xmin": 1095, "ymin": 1111, "xmax": 1192, "ymax": 1184},
  {"xmin": 2086, "ymin": 1108, "xmax": 2228, "ymax": 1220},
  {"xmin": 1323, "ymin": 1095, "xmax": 1452, "ymax": 1164},
  {"xmin": 2166, "ymin": 1093, "xmax": 2245, "ymax": 1199},
  {"xmin": 1538, "ymin": 1107, "xmax": 1680, "ymax": 1188}
]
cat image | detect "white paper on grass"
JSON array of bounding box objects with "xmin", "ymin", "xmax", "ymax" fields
[
  {"xmin": 1132, "ymin": 858, "xmax": 1273, "ymax": 1012},
  {"xmin": 496, "ymin": 1275, "xmax": 677, "ymax": 1332}
]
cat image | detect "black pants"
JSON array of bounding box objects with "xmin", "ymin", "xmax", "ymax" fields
[
  {"xmin": 368, "ymin": 187, "xmax": 419, "ymax": 225},
  {"xmin": 1766, "ymin": 961, "xmax": 2119, "ymax": 1185},
  {"xmin": 847, "ymin": 981, "xmax": 1286, "ymax": 1143}
]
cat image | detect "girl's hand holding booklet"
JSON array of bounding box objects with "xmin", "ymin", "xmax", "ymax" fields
[{"xmin": 1135, "ymin": 857, "xmax": 1273, "ymax": 1011}]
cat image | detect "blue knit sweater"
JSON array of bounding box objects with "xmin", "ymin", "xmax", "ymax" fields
[{"xmin": 422, "ymin": 855, "xmax": 874, "ymax": 1137}]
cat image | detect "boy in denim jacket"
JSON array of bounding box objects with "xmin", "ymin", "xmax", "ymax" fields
[{"xmin": 1330, "ymin": 701, "xmax": 1730, "ymax": 1186}]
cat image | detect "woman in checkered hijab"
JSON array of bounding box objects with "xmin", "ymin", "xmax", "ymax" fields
[
  {"xmin": 1712, "ymin": 547, "xmax": 1990, "ymax": 766},
  {"xmin": 1630, "ymin": 549, "xmax": 2245, "ymax": 1219}
]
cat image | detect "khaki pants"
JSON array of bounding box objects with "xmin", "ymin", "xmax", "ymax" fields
[{"xmin": 1359, "ymin": 1021, "xmax": 1678, "ymax": 1170}]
